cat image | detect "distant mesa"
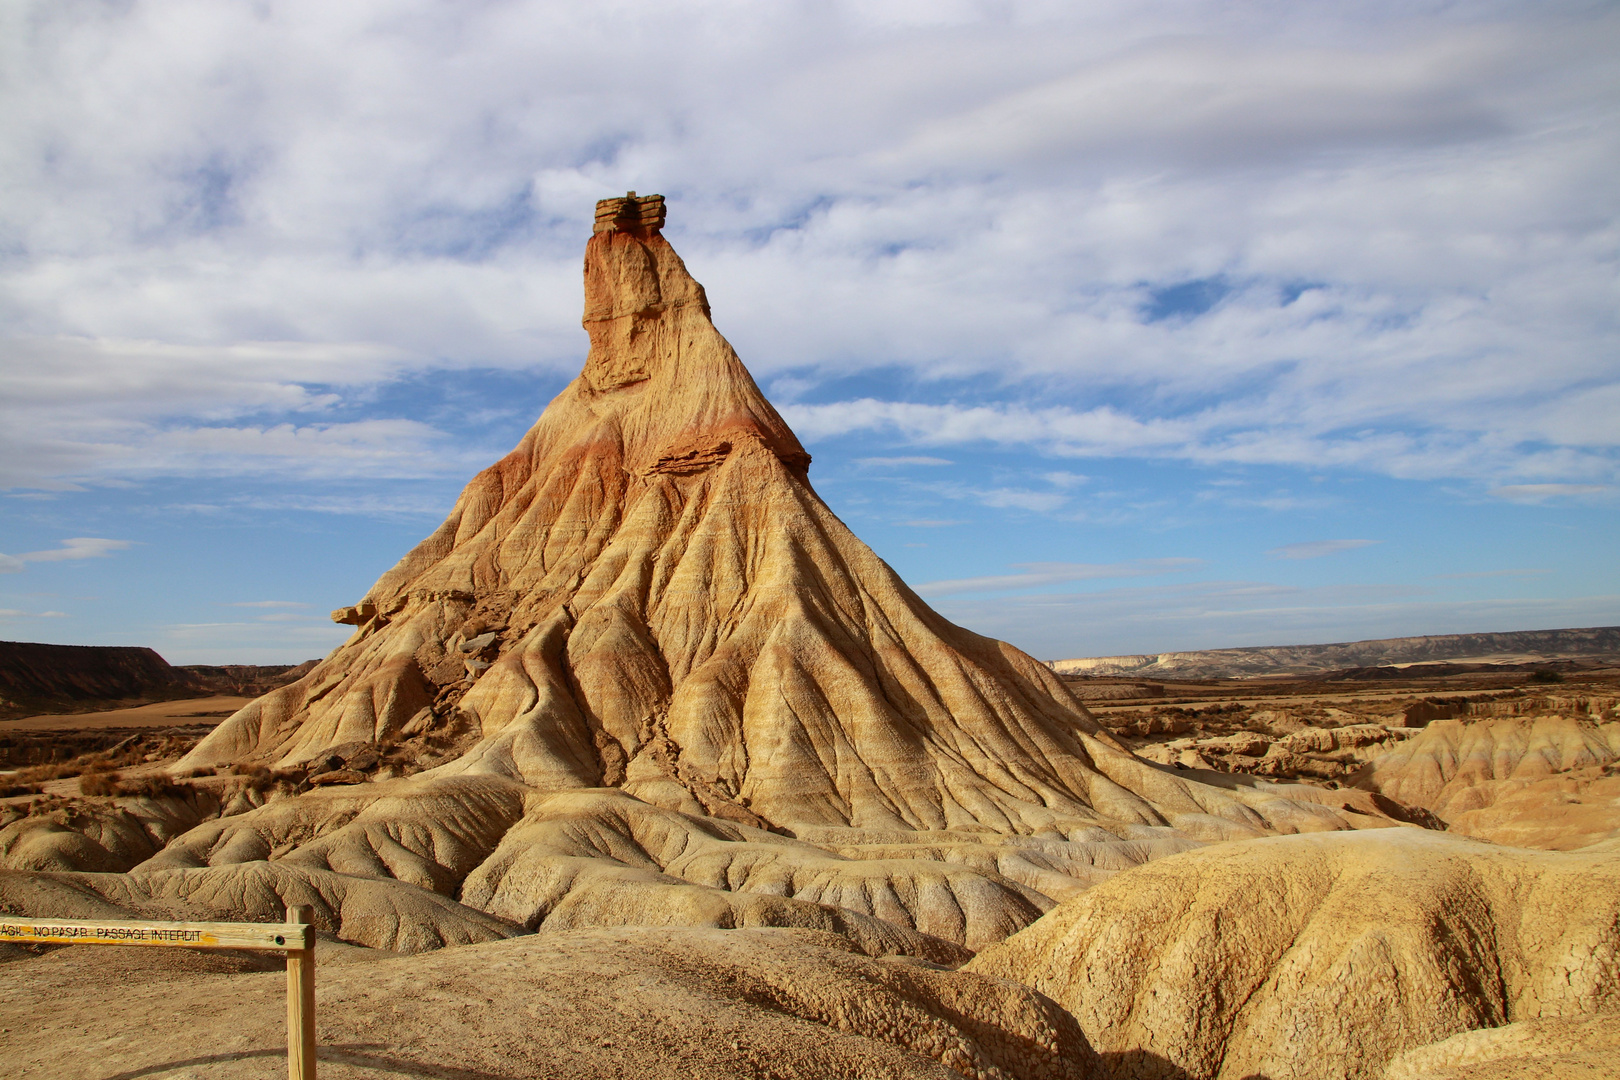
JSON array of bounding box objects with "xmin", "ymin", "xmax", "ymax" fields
[
  {"xmin": 1051, "ymin": 625, "xmax": 1620, "ymax": 680},
  {"xmin": 0, "ymin": 639, "xmax": 315, "ymax": 720}
]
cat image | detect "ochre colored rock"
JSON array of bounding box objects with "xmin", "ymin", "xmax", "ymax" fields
[
  {"xmin": 1382, "ymin": 1012, "xmax": 1620, "ymax": 1079},
  {"xmin": 0, "ymin": 195, "xmax": 1426, "ymax": 963},
  {"xmin": 1354, "ymin": 715, "xmax": 1620, "ymax": 848},
  {"xmin": 966, "ymin": 829, "xmax": 1620, "ymax": 1080},
  {"xmin": 174, "ymin": 194, "xmax": 1400, "ymax": 847}
]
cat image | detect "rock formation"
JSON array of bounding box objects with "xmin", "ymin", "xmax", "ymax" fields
[
  {"xmin": 176, "ymin": 194, "xmax": 1394, "ymax": 837},
  {"xmin": 7, "ymin": 195, "xmax": 1410, "ymax": 960},
  {"xmin": 967, "ymin": 829, "xmax": 1620, "ymax": 1080},
  {"xmin": 1354, "ymin": 711, "xmax": 1620, "ymax": 848},
  {"xmin": 1383, "ymin": 1012, "xmax": 1620, "ymax": 1079}
]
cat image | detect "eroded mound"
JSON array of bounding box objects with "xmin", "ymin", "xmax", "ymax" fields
[
  {"xmin": 967, "ymin": 829, "xmax": 1620, "ymax": 1080},
  {"xmin": 1383, "ymin": 1013, "xmax": 1620, "ymax": 1080},
  {"xmin": 0, "ymin": 926, "xmax": 1099, "ymax": 1079},
  {"xmin": 1355, "ymin": 712, "xmax": 1620, "ymax": 848},
  {"xmin": 0, "ymin": 194, "xmax": 1420, "ymax": 952}
]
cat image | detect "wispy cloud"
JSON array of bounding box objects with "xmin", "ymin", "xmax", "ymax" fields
[
  {"xmin": 1433, "ymin": 568, "xmax": 1552, "ymax": 580},
  {"xmin": 227, "ymin": 600, "xmax": 310, "ymax": 609},
  {"xmin": 1267, "ymin": 539, "xmax": 1381, "ymax": 560},
  {"xmin": 1489, "ymin": 484, "xmax": 1613, "ymax": 504},
  {"xmin": 853, "ymin": 456, "xmax": 954, "ymax": 468},
  {"xmin": 0, "ymin": 3, "xmax": 1614, "ymax": 497},
  {"xmin": 0, "ymin": 537, "xmax": 132, "ymax": 573},
  {"xmin": 916, "ymin": 557, "xmax": 1203, "ymax": 598}
]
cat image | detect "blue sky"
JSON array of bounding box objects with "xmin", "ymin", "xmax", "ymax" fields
[{"xmin": 1, "ymin": 0, "xmax": 1617, "ymax": 664}]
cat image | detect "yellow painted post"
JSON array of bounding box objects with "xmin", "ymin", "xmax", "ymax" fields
[{"xmin": 286, "ymin": 905, "xmax": 316, "ymax": 1080}]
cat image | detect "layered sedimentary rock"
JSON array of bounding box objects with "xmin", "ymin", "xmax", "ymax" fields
[
  {"xmin": 4, "ymin": 195, "xmax": 1415, "ymax": 961},
  {"xmin": 177, "ymin": 194, "xmax": 1394, "ymax": 836},
  {"xmin": 1354, "ymin": 712, "xmax": 1620, "ymax": 848},
  {"xmin": 967, "ymin": 829, "xmax": 1620, "ymax": 1080}
]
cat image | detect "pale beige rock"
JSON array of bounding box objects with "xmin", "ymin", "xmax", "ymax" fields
[
  {"xmin": 3, "ymin": 196, "xmax": 1414, "ymax": 971},
  {"xmin": 1355, "ymin": 715, "xmax": 1620, "ymax": 848},
  {"xmin": 967, "ymin": 829, "xmax": 1620, "ymax": 1080},
  {"xmin": 0, "ymin": 926, "xmax": 1100, "ymax": 1079},
  {"xmin": 1383, "ymin": 1013, "xmax": 1620, "ymax": 1079},
  {"xmin": 0, "ymin": 860, "xmax": 520, "ymax": 952}
]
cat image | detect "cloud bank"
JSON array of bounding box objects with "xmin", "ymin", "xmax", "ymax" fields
[{"xmin": 0, "ymin": 1, "xmax": 1613, "ymax": 496}]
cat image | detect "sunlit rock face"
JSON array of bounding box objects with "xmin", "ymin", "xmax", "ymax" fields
[
  {"xmin": 179, "ymin": 192, "xmax": 1394, "ymax": 841},
  {"xmin": 1, "ymin": 194, "xmax": 1396, "ymax": 960}
]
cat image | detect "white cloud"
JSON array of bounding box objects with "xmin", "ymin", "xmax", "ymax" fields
[
  {"xmin": 917, "ymin": 557, "xmax": 1203, "ymax": 597},
  {"xmin": 227, "ymin": 600, "xmax": 310, "ymax": 608},
  {"xmin": 1489, "ymin": 484, "xmax": 1613, "ymax": 504},
  {"xmin": 0, "ymin": 538, "xmax": 133, "ymax": 572},
  {"xmin": 0, "ymin": 0, "xmax": 1613, "ymax": 498},
  {"xmin": 1267, "ymin": 539, "xmax": 1382, "ymax": 560},
  {"xmin": 853, "ymin": 456, "xmax": 954, "ymax": 468}
]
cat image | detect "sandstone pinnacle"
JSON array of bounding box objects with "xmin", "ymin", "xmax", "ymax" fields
[{"xmin": 177, "ymin": 194, "xmax": 1401, "ymax": 839}]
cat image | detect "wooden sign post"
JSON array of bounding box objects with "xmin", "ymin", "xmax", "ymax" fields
[{"xmin": 1, "ymin": 905, "xmax": 318, "ymax": 1079}]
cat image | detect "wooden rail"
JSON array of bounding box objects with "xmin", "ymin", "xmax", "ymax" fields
[{"xmin": 2, "ymin": 905, "xmax": 319, "ymax": 1080}]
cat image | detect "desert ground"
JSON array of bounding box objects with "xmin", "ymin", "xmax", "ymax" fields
[{"xmin": 4, "ymin": 196, "xmax": 1617, "ymax": 1080}]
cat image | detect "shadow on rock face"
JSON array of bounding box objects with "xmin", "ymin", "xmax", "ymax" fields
[{"xmin": 1096, "ymin": 1050, "xmax": 1201, "ymax": 1079}]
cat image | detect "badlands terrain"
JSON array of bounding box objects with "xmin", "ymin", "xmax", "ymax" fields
[{"xmin": 3, "ymin": 195, "xmax": 1618, "ymax": 1079}]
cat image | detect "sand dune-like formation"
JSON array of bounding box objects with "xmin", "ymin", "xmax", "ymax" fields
[
  {"xmin": 1354, "ymin": 712, "xmax": 1620, "ymax": 848},
  {"xmin": 968, "ymin": 829, "xmax": 1620, "ymax": 1080}
]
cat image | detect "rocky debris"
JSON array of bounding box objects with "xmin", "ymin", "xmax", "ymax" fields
[
  {"xmin": 307, "ymin": 769, "xmax": 367, "ymax": 786},
  {"xmin": 968, "ymin": 829, "xmax": 1620, "ymax": 1080}
]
